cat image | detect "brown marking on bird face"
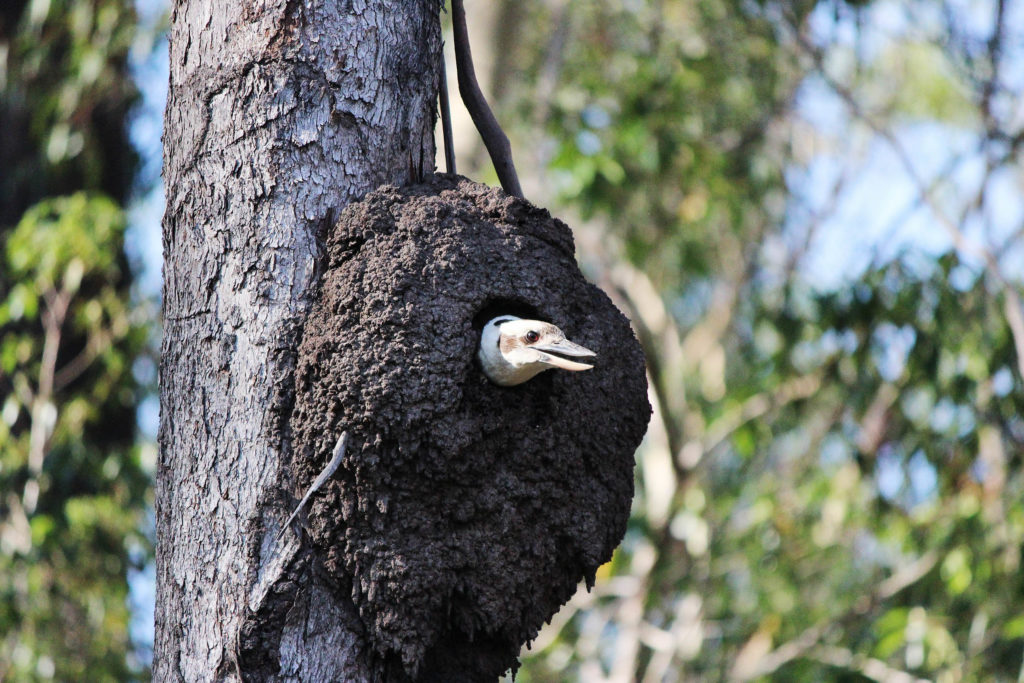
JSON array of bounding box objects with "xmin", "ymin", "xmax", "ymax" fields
[{"xmin": 499, "ymin": 335, "xmax": 522, "ymax": 354}]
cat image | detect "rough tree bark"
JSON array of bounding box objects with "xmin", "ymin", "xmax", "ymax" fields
[{"xmin": 157, "ymin": 1, "xmax": 441, "ymax": 679}]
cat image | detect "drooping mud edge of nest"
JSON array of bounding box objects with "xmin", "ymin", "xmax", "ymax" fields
[{"xmin": 288, "ymin": 174, "xmax": 651, "ymax": 679}]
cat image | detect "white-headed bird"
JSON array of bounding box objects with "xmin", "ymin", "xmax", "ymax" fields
[{"xmin": 478, "ymin": 316, "xmax": 596, "ymax": 386}]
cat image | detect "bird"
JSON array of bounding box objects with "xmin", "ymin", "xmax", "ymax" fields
[{"xmin": 478, "ymin": 316, "xmax": 596, "ymax": 386}]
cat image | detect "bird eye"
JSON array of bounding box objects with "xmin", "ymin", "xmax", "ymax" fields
[{"xmin": 526, "ymin": 330, "xmax": 540, "ymax": 343}]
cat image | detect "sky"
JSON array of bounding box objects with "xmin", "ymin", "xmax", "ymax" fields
[
  {"xmin": 791, "ymin": 0, "xmax": 1024, "ymax": 289},
  {"xmin": 124, "ymin": 0, "xmax": 167, "ymax": 655}
]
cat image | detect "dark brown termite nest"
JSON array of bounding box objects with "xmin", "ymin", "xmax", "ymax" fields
[{"xmin": 289, "ymin": 174, "xmax": 650, "ymax": 681}]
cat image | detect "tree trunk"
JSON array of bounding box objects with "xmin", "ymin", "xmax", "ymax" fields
[{"xmin": 156, "ymin": 1, "xmax": 440, "ymax": 679}]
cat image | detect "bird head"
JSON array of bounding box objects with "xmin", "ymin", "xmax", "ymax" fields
[{"xmin": 478, "ymin": 316, "xmax": 596, "ymax": 386}]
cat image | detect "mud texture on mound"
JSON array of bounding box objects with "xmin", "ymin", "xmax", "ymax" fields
[{"xmin": 289, "ymin": 174, "xmax": 650, "ymax": 681}]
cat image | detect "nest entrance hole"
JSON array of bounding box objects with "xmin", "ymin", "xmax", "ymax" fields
[{"xmin": 471, "ymin": 298, "xmax": 544, "ymax": 333}]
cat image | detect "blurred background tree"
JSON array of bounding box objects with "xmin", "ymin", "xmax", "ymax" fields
[
  {"xmin": 441, "ymin": 0, "xmax": 1024, "ymax": 680},
  {"xmin": 0, "ymin": 0, "xmax": 153, "ymax": 679}
]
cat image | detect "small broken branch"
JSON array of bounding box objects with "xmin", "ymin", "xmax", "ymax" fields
[
  {"xmin": 450, "ymin": 0, "xmax": 524, "ymax": 198},
  {"xmin": 277, "ymin": 431, "xmax": 349, "ymax": 543}
]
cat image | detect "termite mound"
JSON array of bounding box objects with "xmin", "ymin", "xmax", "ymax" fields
[{"xmin": 289, "ymin": 174, "xmax": 650, "ymax": 680}]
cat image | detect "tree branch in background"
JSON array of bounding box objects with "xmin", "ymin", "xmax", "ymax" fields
[
  {"xmin": 733, "ymin": 551, "xmax": 939, "ymax": 680},
  {"xmin": 702, "ymin": 372, "xmax": 825, "ymax": 457},
  {"xmin": 809, "ymin": 645, "xmax": 931, "ymax": 683},
  {"xmin": 576, "ymin": 224, "xmax": 688, "ymax": 475},
  {"xmin": 450, "ymin": 0, "xmax": 524, "ymax": 198},
  {"xmin": 24, "ymin": 287, "xmax": 70, "ymax": 516},
  {"xmin": 787, "ymin": 12, "xmax": 1024, "ymax": 385}
]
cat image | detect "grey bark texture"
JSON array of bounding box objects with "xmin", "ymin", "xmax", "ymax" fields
[{"xmin": 157, "ymin": 0, "xmax": 441, "ymax": 680}]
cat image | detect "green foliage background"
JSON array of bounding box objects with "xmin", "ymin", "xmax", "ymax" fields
[
  {"xmin": 480, "ymin": 0, "xmax": 1024, "ymax": 680},
  {"xmin": 0, "ymin": 1, "xmax": 152, "ymax": 679}
]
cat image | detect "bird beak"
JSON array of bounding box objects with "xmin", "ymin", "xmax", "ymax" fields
[{"xmin": 534, "ymin": 338, "xmax": 597, "ymax": 372}]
